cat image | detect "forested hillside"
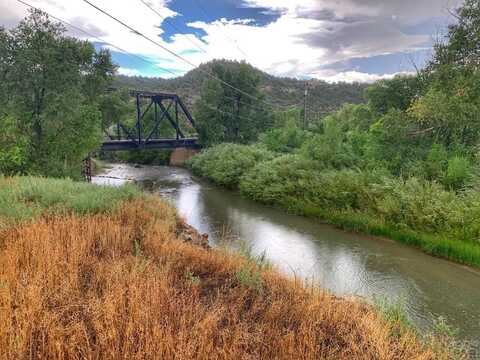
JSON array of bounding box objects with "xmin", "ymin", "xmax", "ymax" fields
[{"xmin": 113, "ymin": 60, "xmax": 368, "ymax": 117}]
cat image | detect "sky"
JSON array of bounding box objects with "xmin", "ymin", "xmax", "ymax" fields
[{"xmin": 0, "ymin": 0, "xmax": 462, "ymax": 83}]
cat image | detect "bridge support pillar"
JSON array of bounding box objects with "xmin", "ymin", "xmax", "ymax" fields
[{"xmin": 170, "ymin": 147, "xmax": 199, "ymax": 166}]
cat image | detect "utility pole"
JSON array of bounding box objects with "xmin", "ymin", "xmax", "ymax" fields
[{"xmin": 303, "ymin": 82, "xmax": 308, "ymax": 129}]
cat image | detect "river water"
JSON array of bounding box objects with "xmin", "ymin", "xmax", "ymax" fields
[{"xmin": 94, "ymin": 163, "xmax": 480, "ymax": 347}]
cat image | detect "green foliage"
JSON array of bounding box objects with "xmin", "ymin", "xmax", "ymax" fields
[
  {"xmin": 324, "ymin": 103, "xmax": 376, "ymax": 132},
  {"xmin": 0, "ymin": 10, "xmax": 116, "ymax": 178},
  {"xmin": 235, "ymin": 266, "xmax": 263, "ymax": 293},
  {"xmin": 99, "ymin": 88, "xmax": 132, "ymax": 130},
  {"xmin": 375, "ymin": 298, "xmax": 413, "ymax": 337},
  {"xmin": 408, "ymin": 71, "xmax": 480, "ymax": 147},
  {"xmin": 0, "ymin": 115, "xmax": 29, "ymax": 174},
  {"xmin": 187, "ymin": 143, "xmax": 275, "ymax": 188},
  {"xmin": 0, "ymin": 176, "xmax": 140, "ymax": 227},
  {"xmin": 430, "ymin": 0, "xmax": 480, "ymax": 70},
  {"xmin": 300, "ymin": 134, "xmax": 359, "ymax": 170},
  {"xmin": 260, "ymin": 119, "xmax": 311, "ymax": 153},
  {"xmin": 444, "ymin": 156, "xmax": 473, "ymax": 190},
  {"xmin": 194, "ymin": 61, "xmax": 274, "ymax": 146},
  {"xmin": 423, "ymin": 144, "xmax": 448, "ymax": 180},
  {"xmin": 365, "ymin": 75, "xmax": 425, "ymax": 115}
]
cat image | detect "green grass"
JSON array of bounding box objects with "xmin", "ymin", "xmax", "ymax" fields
[{"xmin": 0, "ymin": 176, "xmax": 141, "ymax": 228}]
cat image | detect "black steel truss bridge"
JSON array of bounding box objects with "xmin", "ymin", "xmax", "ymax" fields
[{"xmin": 101, "ymin": 90, "xmax": 199, "ymax": 152}]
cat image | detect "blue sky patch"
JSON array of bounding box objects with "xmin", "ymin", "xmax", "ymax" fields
[{"xmin": 159, "ymin": 0, "xmax": 282, "ymax": 43}]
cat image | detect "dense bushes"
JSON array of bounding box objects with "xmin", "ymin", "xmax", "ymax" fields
[
  {"xmin": 259, "ymin": 120, "xmax": 311, "ymax": 153},
  {"xmin": 188, "ymin": 139, "xmax": 480, "ymax": 266},
  {"xmin": 240, "ymin": 156, "xmax": 478, "ymax": 240},
  {"xmin": 187, "ymin": 143, "xmax": 275, "ymax": 188}
]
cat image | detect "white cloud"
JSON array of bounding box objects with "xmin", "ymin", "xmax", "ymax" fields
[
  {"xmin": 242, "ymin": 0, "xmax": 462, "ymax": 23},
  {"xmin": 117, "ymin": 67, "xmax": 141, "ymax": 76},
  {"xmin": 0, "ymin": 0, "xmax": 458, "ymax": 81},
  {"xmin": 312, "ymin": 70, "xmax": 415, "ymax": 83}
]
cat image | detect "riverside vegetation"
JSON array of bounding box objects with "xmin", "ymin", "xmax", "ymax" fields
[
  {"xmin": 0, "ymin": 5, "xmax": 477, "ymax": 358},
  {"xmin": 188, "ymin": 0, "xmax": 480, "ymax": 268},
  {"xmin": 0, "ymin": 176, "xmax": 465, "ymax": 359}
]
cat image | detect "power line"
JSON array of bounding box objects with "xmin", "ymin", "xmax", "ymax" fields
[
  {"xmin": 80, "ymin": 0, "xmax": 284, "ymax": 110},
  {"xmin": 15, "ymin": 0, "xmax": 295, "ymax": 131},
  {"xmin": 15, "ymin": 0, "xmax": 181, "ymax": 78},
  {"xmin": 138, "ymin": 0, "xmax": 209, "ymax": 56},
  {"xmin": 138, "ymin": 0, "xmax": 279, "ymax": 113},
  {"xmin": 14, "ymin": 0, "xmax": 269, "ymax": 126},
  {"xmin": 191, "ymin": 0, "xmax": 250, "ymax": 62},
  {"xmin": 189, "ymin": 0, "xmax": 276, "ymax": 105},
  {"xmin": 201, "ymin": 101, "xmax": 263, "ymax": 124}
]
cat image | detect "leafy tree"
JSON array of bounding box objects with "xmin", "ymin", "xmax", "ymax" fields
[
  {"xmin": 194, "ymin": 61, "xmax": 273, "ymax": 146},
  {"xmin": 260, "ymin": 119, "xmax": 310, "ymax": 153},
  {"xmin": 300, "ymin": 116, "xmax": 360, "ymax": 170},
  {"xmin": 431, "ymin": 0, "xmax": 480, "ymax": 70},
  {"xmin": 408, "ymin": 71, "xmax": 480, "ymax": 148},
  {"xmin": 322, "ymin": 103, "xmax": 376, "ymax": 132},
  {"xmin": 99, "ymin": 88, "xmax": 132, "ymax": 135},
  {"xmin": 365, "ymin": 75, "xmax": 425, "ymax": 115},
  {"xmin": 0, "ymin": 9, "xmax": 116, "ymax": 177}
]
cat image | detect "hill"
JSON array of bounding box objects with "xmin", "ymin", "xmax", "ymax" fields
[{"xmin": 113, "ymin": 60, "xmax": 368, "ymax": 117}]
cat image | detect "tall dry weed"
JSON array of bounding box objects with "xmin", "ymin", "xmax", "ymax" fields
[{"xmin": 0, "ymin": 198, "xmax": 451, "ymax": 359}]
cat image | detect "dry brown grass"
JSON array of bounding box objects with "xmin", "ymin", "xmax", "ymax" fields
[{"xmin": 0, "ymin": 198, "xmax": 450, "ymax": 359}]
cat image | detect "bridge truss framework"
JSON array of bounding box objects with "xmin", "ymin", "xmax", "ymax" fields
[{"xmin": 101, "ymin": 91, "xmax": 199, "ymax": 151}]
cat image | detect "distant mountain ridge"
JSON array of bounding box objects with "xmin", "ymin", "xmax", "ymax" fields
[{"xmin": 113, "ymin": 60, "xmax": 368, "ymax": 117}]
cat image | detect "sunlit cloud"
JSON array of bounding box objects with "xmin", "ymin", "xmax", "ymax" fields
[{"xmin": 0, "ymin": 0, "xmax": 460, "ymax": 82}]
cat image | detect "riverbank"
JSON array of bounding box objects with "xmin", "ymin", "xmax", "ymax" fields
[
  {"xmin": 187, "ymin": 144, "xmax": 480, "ymax": 269},
  {"xmin": 0, "ymin": 176, "xmax": 460, "ymax": 359}
]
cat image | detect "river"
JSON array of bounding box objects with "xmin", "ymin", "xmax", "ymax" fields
[{"xmin": 94, "ymin": 163, "xmax": 480, "ymax": 347}]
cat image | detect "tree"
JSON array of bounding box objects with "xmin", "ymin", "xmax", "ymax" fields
[
  {"xmin": 431, "ymin": 0, "xmax": 480, "ymax": 70},
  {"xmin": 364, "ymin": 75, "xmax": 425, "ymax": 115},
  {"xmin": 0, "ymin": 9, "xmax": 116, "ymax": 177},
  {"xmin": 194, "ymin": 61, "xmax": 273, "ymax": 146}
]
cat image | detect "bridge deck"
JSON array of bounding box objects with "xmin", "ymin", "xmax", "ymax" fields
[{"xmin": 101, "ymin": 138, "xmax": 200, "ymax": 151}]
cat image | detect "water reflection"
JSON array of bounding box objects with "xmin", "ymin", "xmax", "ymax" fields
[{"xmin": 93, "ymin": 164, "xmax": 480, "ymax": 345}]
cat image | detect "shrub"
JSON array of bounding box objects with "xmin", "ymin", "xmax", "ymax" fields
[
  {"xmin": 239, "ymin": 154, "xmax": 317, "ymax": 207},
  {"xmin": 443, "ymin": 156, "xmax": 473, "ymax": 190},
  {"xmin": 300, "ymin": 118, "xmax": 359, "ymax": 169},
  {"xmin": 0, "ymin": 115, "xmax": 29, "ymax": 175},
  {"xmin": 187, "ymin": 143, "xmax": 275, "ymax": 188},
  {"xmin": 372, "ymin": 177, "xmax": 465, "ymax": 234},
  {"xmin": 240, "ymin": 155, "xmax": 385, "ymax": 212},
  {"xmin": 259, "ymin": 120, "xmax": 311, "ymax": 153}
]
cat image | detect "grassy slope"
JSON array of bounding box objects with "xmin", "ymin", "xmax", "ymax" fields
[
  {"xmin": 0, "ymin": 177, "xmax": 458, "ymax": 359},
  {"xmin": 0, "ymin": 176, "xmax": 140, "ymax": 227}
]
